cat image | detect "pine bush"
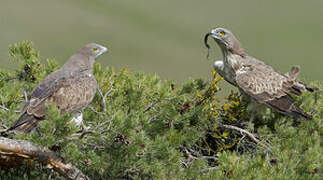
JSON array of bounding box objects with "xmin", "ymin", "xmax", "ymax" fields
[{"xmin": 0, "ymin": 41, "xmax": 321, "ymax": 179}]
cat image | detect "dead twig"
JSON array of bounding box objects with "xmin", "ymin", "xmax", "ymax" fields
[
  {"xmin": 68, "ymin": 131, "xmax": 95, "ymax": 140},
  {"xmin": 0, "ymin": 105, "xmax": 9, "ymax": 111},
  {"xmin": 219, "ymin": 123, "xmax": 271, "ymax": 151},
  {"xmin": 201, "ymin": 166, "xmax": 218, "ymax": 173},
  {"xmin": 0, "ymin": 104, "xmax": 20, "ymax": 113},
  {"xmin": 96, "ymin": 115, "xmax": 115, "ymax": 129},
  {"xmin": 144, "ymin": 96, "xmax": 180, "ymax": 113},
  {"xmin": 98, "ymin": 85, "xmax": 114, "ymax": 112},
  {"xmin": 143, "ymin": 101, "xmax": 159, "ymax": 113},
  {"xmin": 88, "ymin": 106, "xmax": 103, "ymax": 114},
  {"xmin": 182, "ymin": 147, "xmax": 198, "ymax": 160},
  {"xmin": 23, "ymin": 88, "xmax": 28, "ymax": 102},
  {"xmin": 220, "ymin": 124, "xmax": 260, "ymax": 144}
]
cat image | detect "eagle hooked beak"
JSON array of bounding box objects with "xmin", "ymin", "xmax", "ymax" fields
[
  {"xmin": 204, "ymin": 29, "xmax": 226, "ymax": 48},
  {"xmin": 96, "ymin": 45, "xmax": 108, "ymax": 58},
  {"xmin": 204, "ymin": 29, "xmax": 228, "ymax": 59}
]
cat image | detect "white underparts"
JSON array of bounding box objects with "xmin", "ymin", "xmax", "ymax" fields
[{"xmin": 71, "ymin": 112, "xmax": 83, "ymax": 127}]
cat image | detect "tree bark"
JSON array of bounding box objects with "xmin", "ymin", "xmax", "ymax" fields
[{"xmin": 0, "ymin": 137, "xmax": 89, "ymax": 180}]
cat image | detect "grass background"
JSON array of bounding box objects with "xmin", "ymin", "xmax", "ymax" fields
[{"xmin": 1, "ymin": 0, "xmax": 322, "ymax": 84}]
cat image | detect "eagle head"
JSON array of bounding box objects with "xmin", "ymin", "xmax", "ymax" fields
[
  {"xmin": 80, "ymin": 43, "xmax": 108, "ymax": 59},
  {"xmin": 204, "ymin": 27, "xmax": 246, "ymax": 57}
]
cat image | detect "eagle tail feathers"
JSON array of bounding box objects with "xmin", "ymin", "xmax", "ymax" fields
[
  {"xmin": 265, "ymin": 95, "xmax": 312, "ymax": 120},
  {"xmin": 304, "ymin": 84, "xmax": 318, "ymax": 92},
  {"xmin": 289, "ymin": 105, "xmax": 312, "ymax": 120},
  {"xmin": 7, "ymin": 113, "xmax": 43, "ymax": 133}
]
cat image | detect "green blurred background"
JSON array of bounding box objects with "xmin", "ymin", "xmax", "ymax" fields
[{"xmin": 1, "ymin": 0, "xmax": 322, "ymax": 84}]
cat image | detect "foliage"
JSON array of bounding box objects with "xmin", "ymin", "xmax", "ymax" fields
[{"xmin": 0, "ymin": 41, "xmax": 322, "ymax": 179}]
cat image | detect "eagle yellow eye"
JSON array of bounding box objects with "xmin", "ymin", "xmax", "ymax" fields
[
  {"xmin": 220, "ymin": 31, "xmax": 225, "ymax": 37},
  {"xmin": 93, "ymin": 48, "xmax": 99, "ymax": 53}
]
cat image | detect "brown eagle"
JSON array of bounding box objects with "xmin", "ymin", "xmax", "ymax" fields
[
  {"xmin": 8, "ymin": 43, "xmax": 108, "ymax": 133},
  {"xmin": 204, "ymin": 28, "xmax": 317, "ymax": 119}
]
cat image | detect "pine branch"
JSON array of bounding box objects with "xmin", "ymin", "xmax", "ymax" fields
[{"xmin": 0, "ymin": 137, "xmax": 90, "ymax": 180}]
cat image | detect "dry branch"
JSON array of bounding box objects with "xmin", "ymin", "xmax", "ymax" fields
[
  {"xmin": 219, "ymin": 124, "xmax": 271, "ymax": 151},
  {"xmin": 0, "ymin": 137, "xmax": 89, "ymax": 180},
  {"xmin": 220, "ymin": 124, "xmax": 260, "ymax": 144}
]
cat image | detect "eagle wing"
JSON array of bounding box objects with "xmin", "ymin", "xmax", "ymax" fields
[
  {"xmin": 235, "ymin": 64, "xmax": 311, "ymax": 119},
  {"xmin": 9, "ymin": 72, "xmax": 97, "ymax": 132}
]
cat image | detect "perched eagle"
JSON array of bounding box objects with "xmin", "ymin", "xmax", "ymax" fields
[
  {"xmin": 213, "ymin": 60, "xmax": 313, "ymax": 92},
  {"xmin": 8, "ymin": 43, "xmax": 108, "ymax": 133},
  {"xmin": 204, "ymin": 28, "xmax": 316, "ymax": 119}
]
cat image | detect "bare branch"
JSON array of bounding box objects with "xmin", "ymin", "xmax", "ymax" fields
[
  {"xmin": 23, "ymin": 88, "xmax": 28, "ymax": 102},
  {"xmin": 201, "ymin": 166, "xmax": 218, "ymax": 173},
  {"xmin": 0, "ymin": 137, "xmax": 90, "ymax": 180},
  {"xmin": 182, "ymin": 146, "xmax": 197, "ymax": 160},
  {"xmin": 220, "ymin": 124, "xmax": 260, "ymax": 144},
  {"xmin": 97, "ymin": 88, "xmax": 104, "ymax": 99},
  {"xmin": 102, "ymin": 87, "xmax": 113, "ymax": 112},
  {"xmin": 98, "ymin": 85, "xmax": 114, "ymax": 112},
  {"xmin": 219, "ymin": 124, "xmax": 271, "ymax": 150},
  {"xmin": 143, "ymin": 95, "xmax": 181, "ymax": 114},
  {"xmin": 88, "ymin": 106, "xmax": 103, "ymax": 114},
  {"xmin": 0, "ymin": 105, "xmax": 9, "ymax": 111},
  {"xmin": 0, "ymin": 104, "xmax": 20, "ymax": 113},
  {"xmin": 143, "ymin": 101, "xmax": 159, "ymax": 113}
]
